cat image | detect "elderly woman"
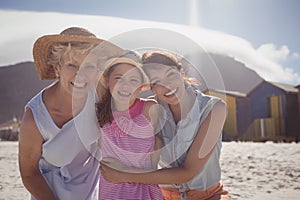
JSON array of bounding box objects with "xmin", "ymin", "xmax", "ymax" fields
[{"xmin": 18, "ymin": 27, "xmax": 122, "ymax": 200}]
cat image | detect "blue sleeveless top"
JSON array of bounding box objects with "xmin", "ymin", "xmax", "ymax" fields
[
  {"xmin": 26, "ymin": 84, "xmax": 101, "ymax": 200},
  {"xmin": 157, "ymin": 90, "xmax": 223, "ymax": 192}
]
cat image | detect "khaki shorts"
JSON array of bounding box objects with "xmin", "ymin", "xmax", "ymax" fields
[{"xmin": 161, "ymin": 183, "xmax": 231, "ymax": 200}]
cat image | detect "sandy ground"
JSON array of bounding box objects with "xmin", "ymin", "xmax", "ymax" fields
[
  {"xmin": 220, "ymin": 142, "xmax": 300, "ymax": 200},
  {"xmin": 0, "ymin": 141, "xmax": 299, "ymax": 200},
  {"xmin": 0, "ymin": 141, "xmax": 30, "ymax": 200}
]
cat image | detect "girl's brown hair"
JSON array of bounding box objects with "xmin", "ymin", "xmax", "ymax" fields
[
  {"xmin": 96, "ymin": 51, "xmax": 146, "ymax": 127},
  {"xmin": 95, "ymin": 64, "xmax": 115, "ymax": 128}
]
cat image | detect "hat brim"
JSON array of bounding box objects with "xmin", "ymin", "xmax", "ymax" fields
[
  {"xmin": 105, "ymin": 57, "xmax": 142, "ymax": 69},
  {"xmin": 33, "ymin": 34, "xmax": 122, "ymax": 80},
  {"xmin": 102, "ymin": 57, "xmax": 148, "ymax": 87}
]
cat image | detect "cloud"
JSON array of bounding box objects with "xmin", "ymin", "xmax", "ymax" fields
[
  {"xmin": 257, "ymin": 44, "xmax": 290, "ymax": 62},
  {"xmin": 233, "ymin": 44, "xmax": 300, "ymax": 84},
  {"xmin": 253, "ymin": 44, "xmax": 300, "ymax": 83},
  {"xmin": 0, "ymin": 9, "xmax": 299, "ymax": 85},
  {"xmin": 181, "ymin": 29, "xmax": 300, "ymax": 84},
  {"xmin": 292, "ymin": 52, "xmax": 300, "ymax": 59}
]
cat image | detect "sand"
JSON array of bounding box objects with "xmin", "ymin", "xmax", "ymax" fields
[
  {"xmin": 0, "ymin": 141, "xmax": 299, "ymax": 200},
  {"xmin": 220, "ymin": 142, "xmax": 300, "ymax": 200},
  {"xmin": 0, "ymin": 142, "xmax": 30, "ymax": 200}
]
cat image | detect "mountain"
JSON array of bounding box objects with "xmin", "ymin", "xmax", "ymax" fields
[
  {"xmin": 0, "ymin": 62, "xmax": 53, "ymax": 123},
  {"xmin": 183, "ymin": 53, "xmax": 264, "ymax": 94},
  {"xmin": 208, "ymin": 53, "xmax": 264, "ymax": 94}
]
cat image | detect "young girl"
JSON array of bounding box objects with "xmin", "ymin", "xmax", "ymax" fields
[
  {"xmin": 100, "ymin": 50, "xmax": 231, "ymax": 200},
  {"xmin": 96, "ymin": 52, "xmax": 164, "ymax": 200}
]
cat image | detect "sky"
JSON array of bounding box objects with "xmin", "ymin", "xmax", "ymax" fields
[{"xmin": 0, "ymin": 0, "xmax": 299, "ymax": 85}]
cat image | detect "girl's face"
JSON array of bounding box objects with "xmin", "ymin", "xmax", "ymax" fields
[
  {"xmin": 56, "ymin": 51, "xmax": 99, "ymax": 98},
  {"xmin": 145, "ymin": 64, "xmax": 185, "ymax": 105},
  {"xmin": 106, "ymin": 63, "xmax": 144, "ymax": 109}
]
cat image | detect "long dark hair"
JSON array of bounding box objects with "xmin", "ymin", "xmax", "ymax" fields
[
  {"xmin": 95, "ymin": 64, "xmax": 116, "ymax": 128},
  {"xmin": 96, "ymin": 51, "xmax": 146, "ymax": 127}
]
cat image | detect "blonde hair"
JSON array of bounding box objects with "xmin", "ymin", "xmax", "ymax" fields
[{"xmin": 47, "ymin": 42, "xmax": 96, "ymax": 69}]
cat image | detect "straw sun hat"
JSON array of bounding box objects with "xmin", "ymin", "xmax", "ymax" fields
[{"xmin": 33, "ymin": 27, "xmax": 107, "ymax": 80}]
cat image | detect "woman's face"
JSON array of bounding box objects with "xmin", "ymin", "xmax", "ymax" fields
[
  {"xmin": 56, "ymin": 51, "xmax": 99, "ymax": 98},
  {"xmin": 106, "ymin": 63, "xmax": 144, "ymax": 109},
  {"xmin": 144, "ymin": 64, "xmax": 185, "ymax": 105}
]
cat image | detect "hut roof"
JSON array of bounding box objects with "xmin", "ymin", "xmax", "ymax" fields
[
  {"xmin": 209, "ymin": 88, "xmax": 247, "ymax": 98},
  {"xmin": 270, "ymin": 82, "xmax": 298, "ymax": 93}
]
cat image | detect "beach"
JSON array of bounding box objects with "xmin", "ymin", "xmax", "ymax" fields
[
  {"xmin": 220, "ymin": 141, "xmax": 300, "ymax": 200},
  {"xmin": 0, "ymin": 142, "xmax": 30, "ymax": 200},
  {"xmin": 0, "ymin": 141, "xmax": 299, "ymax": 200}
]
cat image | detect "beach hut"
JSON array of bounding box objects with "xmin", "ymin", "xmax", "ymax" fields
[
  {"xmin": 0, "ymin": 117, "xmax": 20, "ymax": 141},
  {"xmin": 195, "ymin": 54, "xmax": 299, "ymax": 141},
  {"xmin": 209, "ymin": 80, "xmax": 300, "ymax": 142},
  {"xmin": 269, "ymin": 82, "xmax": 299, "ymax": 140},
  {"xmin": 240, "ymin": 81, "xmax": 299, "ymax": 141},
  {"xmin": 206, "ymin": 89, "xmax": 248, "ymax": 140}
]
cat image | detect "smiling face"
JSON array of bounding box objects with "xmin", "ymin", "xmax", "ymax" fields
[
  {"xmin": 106, "ymin": 63, "xmax": 144, "ymax": 110},
  {"xmin": 55, "ymin": 50, "xmax": 99, "ymax": 98},
  {"xmin": 144, "ymin": 63, "xmax": 185, "ymax": 105}
]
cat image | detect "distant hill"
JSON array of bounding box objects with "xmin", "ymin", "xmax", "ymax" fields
[
  {"xmin": 0, "ymin": 62, "xmax": 53, "ymax": 123},
  {"xmin": 183, "ymin": 53, "xmax": 264, "ymax": 94}
]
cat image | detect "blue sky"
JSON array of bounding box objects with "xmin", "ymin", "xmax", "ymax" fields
[{"xmin": 1, "ymin": 0, "xmax": 299, "ymax": 85}]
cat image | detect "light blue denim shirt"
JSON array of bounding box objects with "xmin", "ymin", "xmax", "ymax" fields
[{"xmin": 157, "ymin": 89, "xmax": 223, "ymax": 192}]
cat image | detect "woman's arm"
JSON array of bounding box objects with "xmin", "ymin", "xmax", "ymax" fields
[
  {"xmin": 101, "ymin": 100, "xmax": 163, "ymax": 171},
  {"xmin": 18, "ymin": 108, "xmax": 56, "ymax": 200},
  {"xmin": 150, "ymin": 135, "xmax": 163, "ymax": 169},
  {"xmin": 144, "ymin": 99, "xmax": 163, "ymax": 169},
  {"xmin": 100, "ymin": 101, "xmax": 227, "ymax": 184}
]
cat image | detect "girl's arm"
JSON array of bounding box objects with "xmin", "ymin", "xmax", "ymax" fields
[
  {"xmin": 18, "ymin": 108, "xmax": 56, "ymax": 200},
  {"xmin": 100, "ymin": 101, "xmax": 227, "ymax": 184}
]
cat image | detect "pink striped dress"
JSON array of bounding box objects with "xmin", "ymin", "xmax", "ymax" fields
[{"xmin": 99, "ymin": 98, "xmax": 163, "ymax": 200}]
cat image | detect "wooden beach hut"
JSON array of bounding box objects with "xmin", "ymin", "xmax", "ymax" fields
[
  {"xmin": 209, "ymin": 82, "xmax": 299, "ymax": 142},
  {"xmin": 269, "ymin": 82, "xmax": 299, "ymax": 140},
  {"xmin": 195, "ymin": 54, "xmax": 299, "ymax": 141},
  {"xmin": 237, "ymin": 81, "xmax": 299, "ymax": 141}
]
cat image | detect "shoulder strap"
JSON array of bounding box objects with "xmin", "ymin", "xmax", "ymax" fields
[{"xmin": 129, "ymin": 98, "xmax": 145, "ymax": 118}]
